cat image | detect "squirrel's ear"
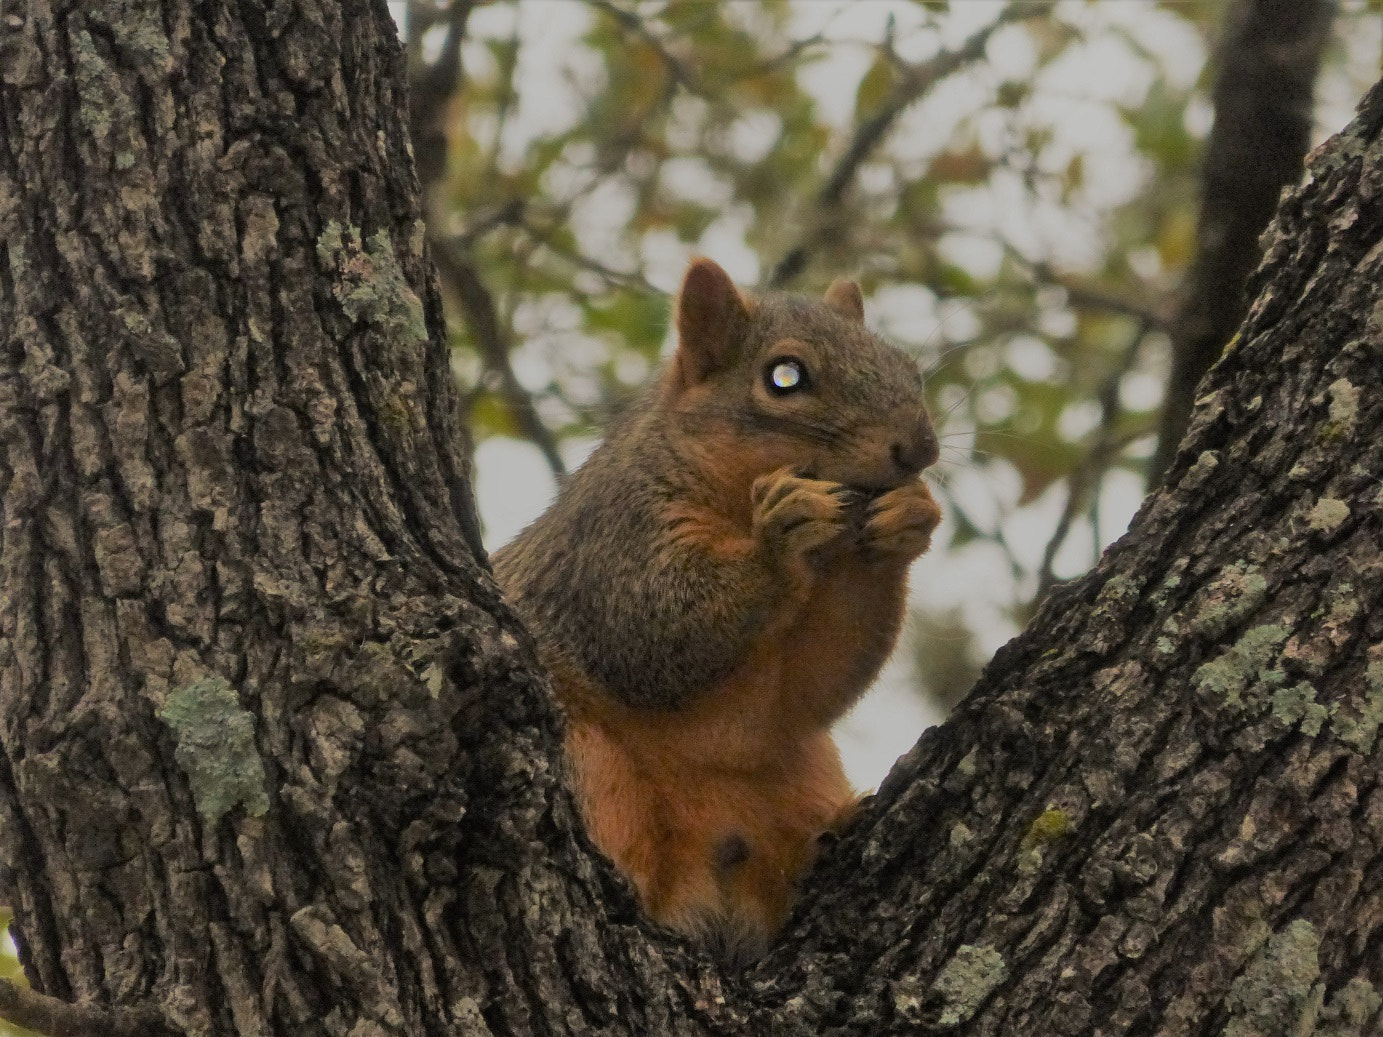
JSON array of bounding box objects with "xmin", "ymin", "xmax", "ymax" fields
[
  {"xmin": 824, "ymin": 278, "xmax": 865, "ymax": 322},
  {"xmin": 676, "ymin": 258, "xmax": 748, "ymax": 386}
]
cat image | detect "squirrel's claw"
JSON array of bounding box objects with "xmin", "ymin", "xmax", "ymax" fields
[
  {"xmin": 752, "ymin": 467, "xmax": 849, "ymax": 558},
  {"xmin": 864, "ymin": 479, "xmax": 941, "ymax": 559}
]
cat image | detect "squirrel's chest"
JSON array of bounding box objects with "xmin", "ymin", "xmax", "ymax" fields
[{"xmin": 751, "ymin": 553, "xmax": 914, "ymax": 729}]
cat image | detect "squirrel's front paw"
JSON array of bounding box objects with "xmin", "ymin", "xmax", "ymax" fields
[
  {"xmin": 865, "ymin": 480, "xmax": 941, "ymax": 559},
  {"xmin": 751, "ymin": 468, "xmax": 850, "ymax": 560}
]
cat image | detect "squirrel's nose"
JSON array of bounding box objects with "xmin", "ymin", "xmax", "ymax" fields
[{"xmin": 891, "ymin": 421, "xmax": 939, "ymax": 475}]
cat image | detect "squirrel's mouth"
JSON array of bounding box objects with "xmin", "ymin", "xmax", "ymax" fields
[
  {"xmin": 798, "ymin": 464, "xmax": 924, "ymax": 495},
  {"xmin": 848, "ymin": 474, "xmax": 925, "ymax": 494}
]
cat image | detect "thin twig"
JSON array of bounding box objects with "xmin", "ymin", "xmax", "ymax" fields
[
  {"xmin": 481, "ymin": 17, "xmax": 523, "ymax": 186},
  {"xmin": 739, "ymin": 30, "xmax": 827, "ymax": 80},
  {"xmin": 456, "ymin": 199, "xmax": 527, "ymax": 247},
  {"xmin": 406, "ymin": 0, "xmax": 474, "ymax": 194},
  {"xmin": 1035, "ymin": 321, "xmax": 1150, "ymax": 598},
  {"xmin": 766, "ymin": 0, "xmax": 1057, "ymax": 289},
  {"xmin": 584, "ymin": 0, "xmax": 698, "ymax": 91},
  {"xmin": 0, "ymin": 978, "xmax": 170, "ymax": 1037},
  {"xmin": 1006, "ymin": 248, "xmax": 1166, "ymax": 329},
  {"xmin": 432, "ymin": 240, "xmax": 568, "ymax": 480},
  {"xmin": 536, "ymin": 238, "xmax": 666, "ymax": 297}
]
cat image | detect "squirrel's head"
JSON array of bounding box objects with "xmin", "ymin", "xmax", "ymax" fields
[{"xmin": 666, "ymin": 257, "xmax": 937, "ymax": 493}]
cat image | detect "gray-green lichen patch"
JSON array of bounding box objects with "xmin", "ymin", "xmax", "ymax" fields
[
  {"xmin": 1148, "ymin": 566, "xmax": 1185, "ymax": 611},
  {"xmin": 1095, "ymin": 572, "xmax": 1141, "ymax": 611},
  {"xmin": 1189, "ymin": 562, "xmax": 1269, "ymax": 640},
  {"xmin": 72, "ymin": 28, "xmax": 139, "ymax": 149},
  {"xmin": 1183, "ymin": 450, "xmax": 1221, "ymax": 492},
  {"xmin": 1270, "ymin": 682, "xmax": 1329, "ymax": 737},
  {"xmin": 1318, "ymin": 583, "xmax": 1360, "ymax": 640},
  {"xmin": 1323, "ymin": 378, "xmax": 1360, "ymax": 440},
  {"xmin": 1307, "ymin": 497, "xmax": 1350, "ymax": 534},
  {"xmin": 1307, "ymin": 122, "xmax": 1368, "ymax": 180},
  {"xmin": 1320, "ymin": 977, "xmax": 1383, "ymax": 1035},
  {"xmin": 91, "ymin": 0, "xmax": 175, "ymax": 76},
  {"xmin": 316, "ymin": 221, "xmax": 427, "ymax": 345},
  {"xmin": 158, "ymin": 676, "xmax": 270, "ymax": 828},
  {"xmin": 1222, "ymin": 919, "xmax": 1319, "ymax": 1037},
  {"xmin": 1088, "ymin": 572, "xmax": 1147, "ymax": 652},
  {"xmin": 1021, "ymin": 808, "xmax": 1074, "ymax": 850},
  {"xmin": 931, "ymin": 944, "xmax": 1007, "ymax": 1027},
  {"xmin": 1331, "ymin": 659, "xmax": 1383, "ymax": 753},
  {"xmin": 1193, "ymin": 624, "xmax": 1290, "ymax": 711}
]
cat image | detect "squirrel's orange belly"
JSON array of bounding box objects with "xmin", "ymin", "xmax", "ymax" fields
[{"xmin": 563, "ymin": 711, "xmax": 850, "ymax": 958}]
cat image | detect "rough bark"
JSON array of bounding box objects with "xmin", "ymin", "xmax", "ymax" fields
[
  {"xmin": 2, "ymin": 2, "xmax": 1383, "ymax": 1036},
  {"xmin": 1150, "ymin": 0, "xmax": 1334, "ymax": 486}
]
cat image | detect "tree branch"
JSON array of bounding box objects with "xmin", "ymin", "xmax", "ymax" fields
[
  {"xmin": 1035, "ymin": 322, "xmax": 1150, "ymax": 599},
  {"xmin": 403, "ymin": 10, "xmax": 567, "ymax": 481},
  {"xmin": 766, "ymin": 0, "xmax": 1057, "ymax": 289},
  {"xmin": 585, "ymin": 0, "xmax": 697, "ymax": 92},
  {"xmin": 0, "ymin": 979, "xmax": 170, "ymax": 1037},
  {"xmin": 405, "ymin": 0, "xmax": 475, "ymax": 196},
  {"xmin": 1013, "ymin": 253, "xmax": 1167, "ymax": 329},
  {"xmin": 1148, "ymin": 0, "xmax": 1333, "ymax": 485},
  {"xmin": 433, "ymin": 238, "xmax": 569, "ymax": 480}
]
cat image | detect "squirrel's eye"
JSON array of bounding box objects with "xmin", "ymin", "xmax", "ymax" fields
[{"xmin": 765, "ymin": 358, "xmax": 808, "ymax": 395}]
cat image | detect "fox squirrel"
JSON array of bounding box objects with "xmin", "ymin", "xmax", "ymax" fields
[{"xmin": 493, "ymin": 257, "xmax": 940, "ymax": 961}]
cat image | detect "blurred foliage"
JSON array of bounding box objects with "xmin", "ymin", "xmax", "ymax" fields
[
  {"xmin": 0, "ymin": 912, "xmax": 34, "ymax": 1037},
  {"xmin": 411, "ymin": 0, "xmax": 1380, "ymax": 707},
  {"xmin": 906, "ymin": 607, "xmax": 986, "ymax": 715}
]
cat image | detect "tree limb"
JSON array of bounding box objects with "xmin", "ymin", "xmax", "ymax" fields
[
  {"xmin": 1148, "ymin": 0, "xmax": 1334, "ymax": 485},
  {"xmin": 0, "ymin": 979, "xmax": 170, "ymax": 1037},
  {"xmin": 406, "ymin": 0, "xmax": 475, "ymax": 196},
  {"xmin": 585, "ymin": 0, "xmax": 697, "ymax": 92},
  {"xmin": 404, "ymin": 6, "xmax": 568, "ymax": 480}
]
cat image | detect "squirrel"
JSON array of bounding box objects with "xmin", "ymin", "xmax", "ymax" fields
[{"xmin": 492, "ymin": 257, "xmax": 941, "ymax": 962}]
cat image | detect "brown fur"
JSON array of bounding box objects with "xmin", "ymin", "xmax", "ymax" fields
[{"xmin": 493, "ymin": 258, "xmax": 940, "ymax": 961}]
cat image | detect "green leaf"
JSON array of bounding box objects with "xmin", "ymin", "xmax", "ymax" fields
[{"xmin": 855, "ymin": 53, "xmax": 898, "ymax": 119}]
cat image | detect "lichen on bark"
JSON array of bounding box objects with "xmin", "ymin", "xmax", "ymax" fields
[{"xmin": 157, "ymin": 676, "xmax": 269, "ymax": 828}]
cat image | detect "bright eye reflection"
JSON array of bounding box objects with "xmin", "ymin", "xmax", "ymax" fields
[{"xmin": 771, "ymin": 362, "xmax": 803, "ymax": 389}]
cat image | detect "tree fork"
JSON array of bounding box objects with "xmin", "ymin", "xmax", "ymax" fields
[{"xmin": 2, "ymin": 2, "xmax": 1383, "ymax": 1035}]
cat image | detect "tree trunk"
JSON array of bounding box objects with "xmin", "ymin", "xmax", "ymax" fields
[{"xmin": 2, "ymin": 2, "xmax": 1383, "ymax": 1035}]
